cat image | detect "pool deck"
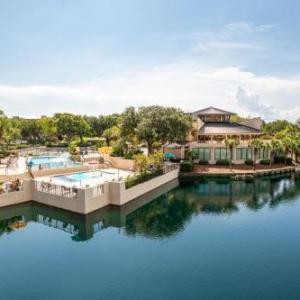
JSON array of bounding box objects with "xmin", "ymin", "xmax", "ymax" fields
[{"xmin": 35, "ymin": 168, "xmax": 134, "ymax": 188}]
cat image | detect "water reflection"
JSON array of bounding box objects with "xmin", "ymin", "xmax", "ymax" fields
[{"xmin": 0, "ymin": 174, "xmax": 300, "ymax": 241}]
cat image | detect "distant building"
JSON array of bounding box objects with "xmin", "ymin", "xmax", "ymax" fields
[{"xmin": 187, "ymin": 106, "xmax": 268, "ymax": 164}]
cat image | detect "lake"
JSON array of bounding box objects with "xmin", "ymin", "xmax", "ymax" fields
[{"xmin": 1, "ymin": 174, "xmax": 300, "ymax": 300}]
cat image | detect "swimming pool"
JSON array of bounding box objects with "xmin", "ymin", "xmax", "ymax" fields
[
  {"xmin": 28, "ymin": 156, "xmax": 81, "ymax": 170},
  {"xmin": 54, "ymin": 170, "xmax": 115, "ymax": 182},
  {"xmin": 37, "ymin": 168, "xmax": 133, "ymax": 187}
]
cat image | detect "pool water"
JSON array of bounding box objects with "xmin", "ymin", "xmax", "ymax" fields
[
  {"xmin": 28, "ymin": 156, "xmax": 81, "ymax": 170},
  {"xmin": 55, "ymin": 170, "xmax": 115, "ymax": 182},
  {"xmin": 1, "ymin": 174, "xmax": 300, "ymax": 299}
]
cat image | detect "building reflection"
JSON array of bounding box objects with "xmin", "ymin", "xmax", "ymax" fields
[{"xmin": 0, "ymin": 174, "xmax": 300, "ymax": 241}]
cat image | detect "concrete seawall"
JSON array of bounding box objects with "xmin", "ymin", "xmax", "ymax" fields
[{"xmin": 0, "ymin": 168, "xmax": 179, "ymax": 214}]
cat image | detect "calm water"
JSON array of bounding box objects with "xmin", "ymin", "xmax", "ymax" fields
[{"xmin": 1, "ymin": 174, "xmax": 300, "ymax": 300}]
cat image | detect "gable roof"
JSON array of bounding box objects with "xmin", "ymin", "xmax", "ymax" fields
[{"xmin": 193, "ymin": 106, "xmax": 236, "ymax": 116}]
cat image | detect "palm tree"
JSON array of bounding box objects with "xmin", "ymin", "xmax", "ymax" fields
[
  {"xmin": 249, "ymin": 138, "xmax": 264, "ymax": 171},
  {"xmin": 269, "ymin": 138, "xmax": 283, "ymax": 166},
  {"xmin": 225, "ymin": 137, "xmax": 239, "ymax": 171},
  {"xmin": 282, "ymin": 136, "xmax": 293, "ymax": 165}
]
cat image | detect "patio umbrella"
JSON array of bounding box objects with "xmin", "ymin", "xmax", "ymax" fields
[{"xmin": 164, "ymin": 152, "xmax": 175, "ymax": 159}]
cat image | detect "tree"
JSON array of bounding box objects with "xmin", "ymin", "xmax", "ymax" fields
[
  {"xmin": 133, "ymin": 153, "xmax": 149, "ymax": 173},
  {"xmin": 263, "ymin": 120, "xmax": 292, "ymax": 135},
  {"xmin": 54, "ymin": 113, "xmax": 90, "ymax": 142},
  {"xmin": 37, "ymin": 117, "xmax": 57, "ymax": 143},
  {"xmin": 225, "ymin": 137, "xmax": 239, "ymax": 171},
  {"xmin": 249, "ymin": 138, "xmax": 264, "ymax": 170},
  {"xmin": 0, "ymin": 110, "xmax": 9, "ymax": 144},
  {"xmin": 73, "ymin": 115, "xmax": 90, "ymax": 143},
  {"xmin": 19, "ymin": 119, "xmax": 43, "ymax": 144},
  {"xmin": 268, "ymin": 138, "xmax": 283, "ymax": 165},
  {"xmin": 102, "ymin": 126, "xmax": 119, "ymax": 146},
  {"xmin": 282, "ymin": 136, "xmax": 293, "ymax": 165},
  {"xmin": 120, "ymin": 106, "xmax": 140, "ymax": 145},
  {"xmin": 135, "ymin": 106, "xmax": 192, "ymax": 155}
]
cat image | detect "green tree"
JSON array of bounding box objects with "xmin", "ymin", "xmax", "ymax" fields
[
  {"xmin": 135, "ymin": 106, "xmax": 192, "ymax": 155},
  {"xmin": 268, "ymin": 138, "xmax": 283, "ymax": 165},
  {"xmin": 37, "ymin": 117, "xmax": 57, "ymax": 143},
  {"xmin": 225, "ymin": 137, "xmax": 239, "ymax": 171},
  {"xmin": 120, "ymin": 107, "xmax": 140, "ymax": 145},
  {"xmin": 102, "ymin": 126, "xmax": 119, "ymax": 146},
  {"xmin": 249, "ymin": 138, "xmax": 264, "ymax": 170},
  {"xmin": 0, "ymin": 110, "xmax": 10, "ymax": 145},
  {"xmin": 282, "ymin": 136, "xmax": 293, "ymax": 165}
]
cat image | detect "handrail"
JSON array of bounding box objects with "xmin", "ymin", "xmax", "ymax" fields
[{"xmin": 35, "ymin": 181, "xmax": 78, "ymax": 198}]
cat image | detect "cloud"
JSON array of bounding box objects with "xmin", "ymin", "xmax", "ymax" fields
[
  {"xmin": 1, "ymin": 64, "xmax": 300, "ymax": 121},
  {"xmin": 0, "ymin": 21, "xmax": 299, "ymax": 122}
]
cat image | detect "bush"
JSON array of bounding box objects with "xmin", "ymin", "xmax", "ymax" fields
[
  {"xmin": 198, "ymin": 160, "xmax": 208, "ymax": 165},
  {"xmin": 180, "ymin": 161, "xmax": 193, "ymax": 172},
  {"xmin": 110, "ymin": 146, "xmax": 124, "ymax": 157},
  {"xmin": 286, "ymin": 157, "xmax": 293, "ymax": 165},
  {"xmin": 123, "ymin": 149, "xmax": 143, "ymax": 160},
  {"xmin": 125, "ymin": 169, "xmax": 163, "ymax": 189},
  {"xmin": 260, "ymin": 159, "xmax": 271, "ymax": 165},
  {"xmin": 245, "ymin": 159, "xmax": 254, "ymax": 166},
  {"xmin": 273, "ymin": 155, "xmax": 285, "ymax": 164},
  {"xmin": 216, "ymin": 159, "xmax": 230, "ymax": 166}
]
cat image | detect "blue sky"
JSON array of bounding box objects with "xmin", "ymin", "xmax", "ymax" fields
[{"xmin": 1, "ymin": 0, "xmax": 300, "ymax": 120}]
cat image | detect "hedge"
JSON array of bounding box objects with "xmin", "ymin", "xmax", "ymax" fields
[
  {"xmin": 198, "ymin": 160, "xmax": 209, "ymax": 165},
  {"xmin": 245, "ymin": 159, "xmax": 254, "ymax": 166},
  {"xmin": 273, "ymin": 156, "xmax": 293, "ymax": 165},
  {"xmin": 260, "ymin": 159, "xmax": 271, "ymax": 165},
  {"xmin": 216, "ymin": 159, "xmax": 230, "ymax": 166},
  {"xmin": 180, "ymin": 161, "xmax": 193, "ymax": 172},
  {"xmin": 125, "ymin": 169, "xmax": 163, "ymax": 189}
]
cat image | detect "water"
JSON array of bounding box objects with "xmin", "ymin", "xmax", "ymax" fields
[
  {"xmin": 55, "ymin": 170, "xmax": 115, "ymax": 182},
  {"xmin": 1, "ymin": 174, "xmax": 300, "ymax": 300},
  {"xmin": 28, "ymin": 155, "xmax": 81, "ymax": 170}
]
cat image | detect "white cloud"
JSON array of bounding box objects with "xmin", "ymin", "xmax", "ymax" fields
[{"xmin": 0, "ymin": 22, "xmax": 299, "ymax": 122}]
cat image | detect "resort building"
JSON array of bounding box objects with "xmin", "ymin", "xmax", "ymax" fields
[{"xmin": 188, "ymin": 106, "xmax": 269, "ymax": 164}]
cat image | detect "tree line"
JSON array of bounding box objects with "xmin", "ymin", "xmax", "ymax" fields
[{"xmin": 0, "ymin": 106, "xmax": 192, "ymax": 155}]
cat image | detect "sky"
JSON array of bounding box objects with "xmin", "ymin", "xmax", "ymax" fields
[{"xmin": 0, "ymin": 0, "xmax": 300, "ymax": 121}]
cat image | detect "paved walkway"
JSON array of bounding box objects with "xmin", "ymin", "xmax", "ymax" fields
[{"xmin": 193, "ymin": 164, "xmax": 294, "ymax": 175}]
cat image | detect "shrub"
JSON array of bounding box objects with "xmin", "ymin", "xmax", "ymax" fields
[
  {"xmin": 123, "ymin": 149, "xmax": 143, "ymax": 160},
  {"xmin": 198, "ymin": 160, "xmax": 208, "ymax": 165},
  {"xmin": 245, "ymin": 159, "xmax": 254, "ymax": 166},
  {"xmin": 216, "ymin": 159, "xmax": 230, "ymax": 166},
  {"xmin": 180, "ymin": 161, "xmax": 193, "ymax": 172},
  {"xmin": 260, "ymin": 159, "xmax": 271, "ymax": 165},
  {"xmin": 125, "ymin": 169, "xmax": 163, "ymax": 189},
  {"xmin": 286, "ymin": 157, "xmax": 293, "ymax": 165},
  {"xmin": 110, "ymin": 146, "xmax": 124, "ymax": 157},
  {"xmin": 273, "ymin": 155, "xmax": 285, "ymax": 164}
]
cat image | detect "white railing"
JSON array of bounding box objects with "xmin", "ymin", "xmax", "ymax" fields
[
  {"xmin": 162, "ymin": 163, "xmax": 179, "ymax": 174},
  {"xmin": 35, "ymin": 181, "xmax": 78, "ymax": 198},
  {"xmin": 91, "ymin": 184, "xmax": 105, "ymax": 198}
]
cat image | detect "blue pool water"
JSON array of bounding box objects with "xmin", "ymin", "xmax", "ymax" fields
[
  {"xmin": 1, "ymin": 174, "xmax": 300, "ymax": 299},
  {"xmin": 55, "ymin": 170, "xmax": 115, "ymax": 182},
  {"xmin": 28, "ymin": 156, "xmax": 81, "ymax": 170}
]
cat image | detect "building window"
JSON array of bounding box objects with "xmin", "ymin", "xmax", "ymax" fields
[
  {"xmin": 258, "ymin": 147, "xmax": 269, "ymax": 159},
  {"xmin": 236, "ymin": 148, "xmax": 252, "ymax": 160},
  {"xmin": 214, "ymin": 148, "xmax": 231, "ymax": 160},
  {"xmin": 193, "ymin": 148, "xmax": 211, "ymax": 161},
  {"xmin": 199, "ymin": 148, "xmax": 211, "ymax": 161}
]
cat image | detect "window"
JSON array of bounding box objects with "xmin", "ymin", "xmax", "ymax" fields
[
  {"xmin": 214, "ymin": 148, "xmax": 231, "ymax": 160},
  {"xmin": 193, "ymin": 148, "xmax": 211, "ymax": 161},
  {"xmin": 258, "ymin": 147, "xmax": 269, "ymax": 159},
  {"xmin": 236, "ymin": 148, "xmax": 252, "ymax": 160}
]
